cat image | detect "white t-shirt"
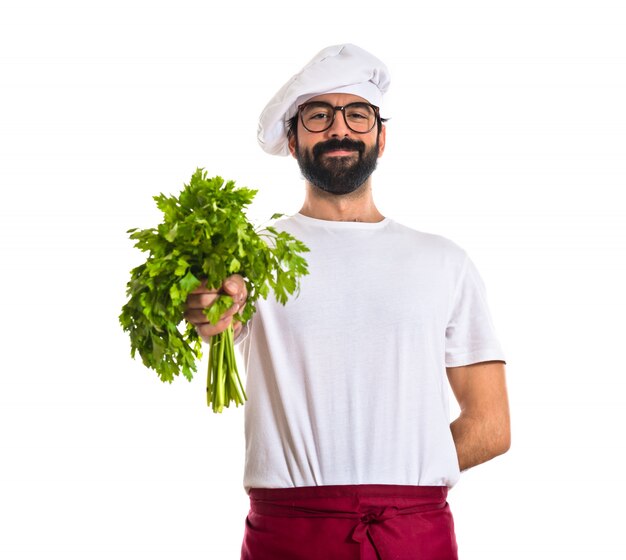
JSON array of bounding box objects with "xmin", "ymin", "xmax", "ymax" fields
[{"xmin": 239, "ymin": 213, "xmax": 505, "ymax": 491}]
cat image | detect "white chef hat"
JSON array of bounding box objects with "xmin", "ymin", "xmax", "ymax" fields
[{"xmin": 257, "ymin": 44, "xmax": 391, "ymax": 156}]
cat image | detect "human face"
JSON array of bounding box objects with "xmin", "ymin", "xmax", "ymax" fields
[{"xmin": 288, "ymin": 93, "xmax": 386, "ymax": 196}]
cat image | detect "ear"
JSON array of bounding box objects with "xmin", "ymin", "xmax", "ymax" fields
[
  {"xmin": 377, "ymin": 124, "xmax": 387, "ymax": 157},
  {"xmin": 288, "ymin": 132, "xmax": 297, "ymax": 158}
]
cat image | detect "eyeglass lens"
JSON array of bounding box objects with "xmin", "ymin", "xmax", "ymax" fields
[{"xmin": 300, "ymin": 102, "xmax": 377, "ymax": 133}]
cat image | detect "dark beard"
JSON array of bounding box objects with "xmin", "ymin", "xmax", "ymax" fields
[{"xmin": 295, "ymin": 137, "xmax": 379, "ymax": 195}]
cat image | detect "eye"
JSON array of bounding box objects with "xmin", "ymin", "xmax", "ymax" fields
[
  {"xmin": 308, "ymin": 111, "xmax": 330, "ymax": 120},
  {"xmin": 301, "ymin": 103, "xmax": 333, "ymax": 124},
  {"xmin": 345, "ymin": 103, "xmax": 374, "ymax": 122},
  {"xmin": 346, "ymin": 110, "xmax": 368, "ymax": 120}
]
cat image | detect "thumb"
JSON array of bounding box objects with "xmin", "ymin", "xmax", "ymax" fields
[{"xmin": 222, "ymin": 274, "xmax": 247, "ymax": 302}]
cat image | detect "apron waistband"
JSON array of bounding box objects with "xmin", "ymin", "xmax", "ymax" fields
[{"xmin": 248, "ymin": 484, "xmax": 448, "ymax": 546}]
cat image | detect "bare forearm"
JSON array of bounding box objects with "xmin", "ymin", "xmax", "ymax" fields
[{"xmin": 450, "ymin": 413, "xmax": 510, "ymax": 472}]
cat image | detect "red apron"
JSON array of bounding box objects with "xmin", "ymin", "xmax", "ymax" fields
[{"xmin": 241, "ymin": 484, "xmax": 458, "ymax": 559}]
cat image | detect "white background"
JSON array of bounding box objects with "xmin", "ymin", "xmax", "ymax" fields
[{"xmin": 1, "ymin": 0, "xmax": 625, "ymax": 558}]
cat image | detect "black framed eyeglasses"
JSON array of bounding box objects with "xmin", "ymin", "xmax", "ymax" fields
[{"xmin": 298, "ymin": 101, "xmax": 380, "ymax": 134}]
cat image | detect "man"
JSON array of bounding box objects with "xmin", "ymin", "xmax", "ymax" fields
[{"xmin": 185, "ymin": 44, "xmax": 510, "ymax": 560}]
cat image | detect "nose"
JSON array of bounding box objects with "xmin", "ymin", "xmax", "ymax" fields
[{"xmin": 326, "ymin": 108, "xmax": 351, "ymax": 137}]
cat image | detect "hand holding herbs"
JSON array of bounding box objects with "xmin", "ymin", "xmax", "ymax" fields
[
  {"xmin": 185, "ymin": 274, "xmax": 248, "ymax": 342},
  {"xmin": 119, "ymin": 169, "xmax": 309, "ymax": 412}
]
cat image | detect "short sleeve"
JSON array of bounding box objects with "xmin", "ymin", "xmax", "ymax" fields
[{"xmin": 445, "ymin": 255, "xmax": 506, "ymax": 367}]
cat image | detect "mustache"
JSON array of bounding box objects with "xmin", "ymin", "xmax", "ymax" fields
[{"xmin": 312, "ymin": 138, "xmax": 366, "ymax": 158}]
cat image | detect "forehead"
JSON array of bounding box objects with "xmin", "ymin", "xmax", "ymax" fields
[{"xmin": 305, "ymin": 92, "xmax": 370, "ymax": 106}]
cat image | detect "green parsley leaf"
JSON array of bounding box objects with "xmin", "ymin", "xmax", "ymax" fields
[{"xmin": 119, "ymin": 168, "xmax": 309, "ymax": 412}]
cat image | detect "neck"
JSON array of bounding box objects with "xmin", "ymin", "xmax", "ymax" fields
[{"xmin": 299, "ymin": 180, "xmax": 384, "ymax": 223}]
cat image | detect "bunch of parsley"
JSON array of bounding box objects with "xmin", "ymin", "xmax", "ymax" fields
[{"xmin": 119, "ymin": 168, "xmax": 309, "ymax": 412}]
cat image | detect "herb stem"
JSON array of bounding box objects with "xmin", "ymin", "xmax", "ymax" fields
[{"xmin": 204, "ymin": 324, "xmax": 248, "ymax": 412}]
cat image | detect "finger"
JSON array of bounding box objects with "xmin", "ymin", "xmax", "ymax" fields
[
  {"xmin": 190, "ymin": 278, "xmax": 216, "ymax": 294},
  {"xmin": 195, "ymin": 313, "xmax": 236, "ymax": 341},
  {"xmin": 222, "ymin": 274, "xmax": 248, "ymax": 303},
  {"xmin": 235, "ymin": 301, "xmax": 246, "ymax": 317},
  {"xmin": 185, "ymin": 291, "xmax": 219, "ymax": 310},
  {"xmin": 183, "ymin": 308, "xmax": 210, "ymax": 324},
  {"xmin": 184, "ymin": 299, "xmax": 240, "ymax": 325}
]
